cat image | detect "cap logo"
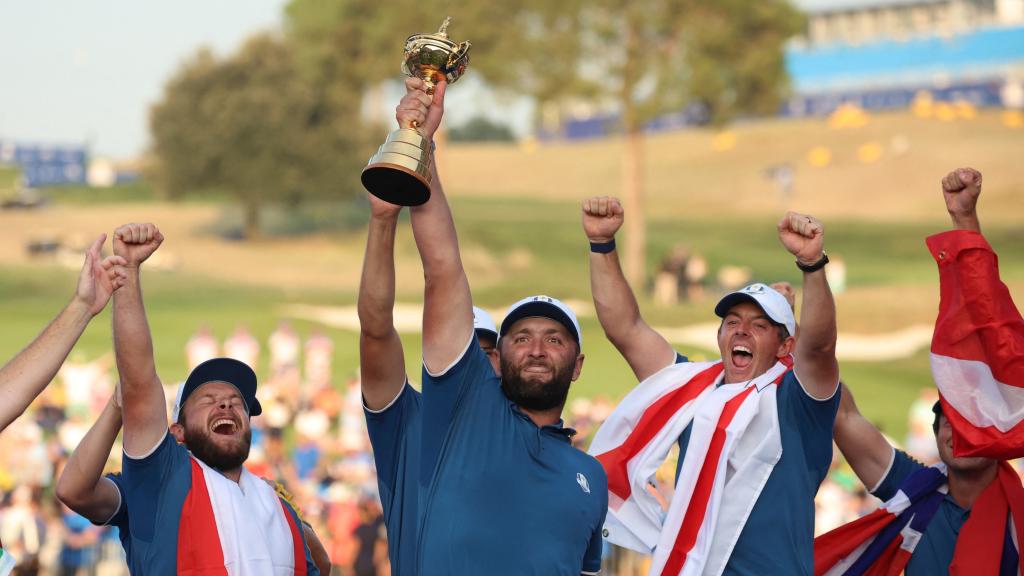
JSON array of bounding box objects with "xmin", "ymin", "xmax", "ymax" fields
[
  {"xmin": 533, "ymin": 295, "xmax": 554, "ymax": 303},
  {"xmin": 742, "ymin": 284, "xmax": 766, "ymax": 294}
]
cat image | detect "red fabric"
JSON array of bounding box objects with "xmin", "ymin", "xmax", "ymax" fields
[
  {"xmin": 939, "ymin": 397, "xmax": 1024, "ymax": 461},
  {"xmin": 177, "ymin": 459, "xmax": 309, "ymax": 574},
  {"xmin": 660, "ymin": 386, "xmax": 755, "ymax": 575},
  {"xmin": 813, "ymin": 507, "xmax": 900, "ymax": 575},
  {"xmin": 862, "ymin": 536, "xmax": 908, "ymax": 576},
  {"xmin": 280, "ymin": 500, "xmax": 308, "ymax": 576},
  {"xmin": 928, "ymin": 230, "xmax": 1024, "ymax": 458},
  {"xmin": 950, "ymin": 462, "xmax": 1024, "ymax": 576},
  {"xmin": 178, "ymin": 459, "xmax": 228, "ymax": 575},
  {"xmin": 595, "ymin": 363, "xmax": 723, "ymax": 501},
  {"xmin": 928, "ymin": 231, "xmax": 1024, "ymax": 386}
]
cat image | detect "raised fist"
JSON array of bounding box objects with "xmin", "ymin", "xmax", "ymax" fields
[
  {"xmin": 941, "ymin": 167, "xmax": 982, "ymax": 227},
  {"xmin": 777, "ymin": 212, "xmax": 825, "ymax": 266},
  {"xmin": 582, "ymin": 196, "xmax": 625, "ymax": 243},
  {"xmin": 113, "ymin": 223, "xmax": 164, "ymax": 267},
  {"xmin": 396, "ymin": 77, "xmax": 446, "ymax": 142}
]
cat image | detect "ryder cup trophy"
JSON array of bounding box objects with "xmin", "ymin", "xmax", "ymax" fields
[{"xmin": 361, "ymin": 17, "xmax": 471, "ymax": 206}]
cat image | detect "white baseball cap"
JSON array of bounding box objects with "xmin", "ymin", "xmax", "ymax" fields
[
  {"xmin": 499, "ymin": 295, "xmax": 582, "ymax": 348},
  {"xmin": 472, "ymin": 306, "xmax": 498, "ymax": 341},
  {"xmin": 714, "ymin": 283, "xmax": 797, "ymax": 337}
]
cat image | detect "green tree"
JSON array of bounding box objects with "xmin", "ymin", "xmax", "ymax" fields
[
  {"xmin": 149, "ymin": 33, "xmax": 362, "ymax": 238},
  {"xmin": 506, "ymin": 0, "xmax": 804, "ymax": 285},
  {"xmin": 449, "ymin": 117, "xmax": 516, "ymax": 143},
  {"xmin": 284, "ymin": 0, "xmax": 802, "ymax": 281}
]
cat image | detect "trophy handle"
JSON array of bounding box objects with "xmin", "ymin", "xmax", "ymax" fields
[{"xmin": 446, "ymin": 41, "xmax": 472, "ymax": 69}]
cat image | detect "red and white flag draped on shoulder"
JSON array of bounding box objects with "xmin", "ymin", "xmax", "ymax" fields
[
  {"xmin": 928, "ymin": 230, "xmax": 1024, "ymax": 459},
  {"xmin": 588, "ymin": 358, "xmax": 792, "ymax": 576}
]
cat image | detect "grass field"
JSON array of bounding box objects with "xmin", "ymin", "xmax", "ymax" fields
[{"xmin": 1, "ymin": 109, "xmax": 1022, "ymax": 442}]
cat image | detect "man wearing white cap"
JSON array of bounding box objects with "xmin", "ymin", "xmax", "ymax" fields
[
  {"xmin": 391, "ymin": 76, "xmax": 607, "ymax": 575},
  {"xmin": 583, "ymin": 197, "xmax": 839, "ymax": 575},
  {"xmin": 357, "ymin": 182, "xmax": 501, "ymax": 574}
]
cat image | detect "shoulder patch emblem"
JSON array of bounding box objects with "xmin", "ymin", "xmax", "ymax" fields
[{"xmin": 576, "ymin": 472, "xmax": 591, "ymax": 494}]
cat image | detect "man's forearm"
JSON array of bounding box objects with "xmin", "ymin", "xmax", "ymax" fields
[
  {"xmin": 411, "ymin": 154, "xmax": 466, "ymax": 280},
  {"xmin": 114, "ymin": 267, "xmax": 168, "ymax": 456},
  {"xmin": 590, "ymin": 249, "xmax": 643, "ymax": 344},
  {"xmin": 0, "ymin": 297, "xmax": 93, "ymax": 431},
  {"xmin": 114, "ymin": 270, "xmax": 158, "ymax": 389},
  {"xmin": 358, "ymin": 215, "xmax": 400, "ymax": 339},
  {"xmin": 57, "ymin": 399, "xmax": 121, "ymax": 506},
  {"xmin": 410, "ymin": 152, "xmax": 474, "ymax": 371},
  {"xmin": 794, "ymin": 266, "xmax": 840, "ymax": 398},
  {"xmin": 798, "ymin": 269, "xmax": 837, "ymax": 353},
  {"xmin": 589, "ymin": 247, "xmax": 675, "ymax": 380}
]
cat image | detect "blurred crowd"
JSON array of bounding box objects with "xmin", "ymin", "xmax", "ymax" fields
[{"xmin": 2, "ymin": 321, "xmax": 1015, "ymax": 575}]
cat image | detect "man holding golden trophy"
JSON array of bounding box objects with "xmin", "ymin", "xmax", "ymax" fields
[{"xmin": 359, "ymin": 18, "xmax": 608, "ymax": 576}]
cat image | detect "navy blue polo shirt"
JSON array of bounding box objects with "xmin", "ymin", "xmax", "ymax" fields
[
  {"xmin": 364, "ymin": 382, "xmax": 422, "ymax": 576},
  {"xmin": 673, "ymin": 366, "xmax": 839, "ymax": 575},
  {"xmin": 92, "ymin": 473, "xmax": 131, "ymax": 564},
  {"xmin": 417, "ymin": 338, "xmax": 608, "ymax": 575},
  {"xmin": 873, "ymin": 449, "xmax": 1018, "ymax": 576},
  {"xmin": 121, "ymin": 432, "xmax": 319, "ymax": 575}
]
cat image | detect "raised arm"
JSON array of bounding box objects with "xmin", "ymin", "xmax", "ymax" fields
[
  {"xmin": 403, "ymin": 77, "xmax": 474, "ymax": 374},
  {"xmin": 930, "ymin": 168, "xmax": 1024, "ymax": 458},
  {"xmin": 113, "ymin": 223, "xmax": 168, "ymax": 457},
  {"xmin": 56, "ymin": 390, "xmax": 123, "ymax": 523},
  {"xmin": 941, "ymin": 167, "xmax": 982, "ymax": 233},
  {"xmin": 778, "ymin": 212, "xmax": 839, "ymax": 399},
  {"xmin": 358, "ymin": 196, "xmax": 408, "ymax": 410},
  {"xmin": 833, "ymin": 382, "xmax": 894, "ymax": 491},
  {"xmin": 0, "ymin": 235, "xmax": 125, "ymax": 433},
  {"xmin": 582, "ymin": 196, "xmax": 675, "ymax": 381}
]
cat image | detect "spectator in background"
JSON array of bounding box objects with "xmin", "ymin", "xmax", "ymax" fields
[
  {"xmin": 268, "ymin": 321, "xmax": 301, "ymax": 376},
  {"xmin": 224, "ymin": 323, "xmax": 260, "ymax": 371},
  {"xmin": 351, "ymin": 496, "xmax": 387, "ymax": 576},
  {"xmin": 57, "ymin": 504, "xmax": 100, "ymax": 576},
  {"xmin": 0, "ymin": 486, "xmax": 47, "ymax": 574},
  {"xmin": 305, "ymin": 330, "xmax": 335, "ymax": 390},
  {"xmin": 58, "ymin": 352, "xmax": 113, "ymax": 419},
  {"xmin": 185, "ymin": 324, "xmax": 219, "ymax": 370}
]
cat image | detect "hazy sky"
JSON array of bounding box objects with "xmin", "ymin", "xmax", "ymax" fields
[{"xmin": 0, "ymin": 0, "xmax": 288, "ymax": 158}]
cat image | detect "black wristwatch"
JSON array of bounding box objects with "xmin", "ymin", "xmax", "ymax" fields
[{"xmin": 796, "ymin": 251, "xmax": 829, "ymax": 273}]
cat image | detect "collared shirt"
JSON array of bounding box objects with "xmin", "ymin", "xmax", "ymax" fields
[
  {"xmin": 873, "ymin": 449, "xmax": 1018, "ymax": 575},
  {"xmin": 673, "ymin": 363, "xmax": 839, "ymax": 575},
  {"xmin": 91, "ymin": 473, "xmax": 131, "ymax": 564},
  {"xmin": 364, "ymin": 382, "xmax": 422, "ymax": 576},
  {"xmin": 417, "ymin": 338, "xmax": 607, "ymax": 575},
  {"xmin": 121, "ymin": 432, "xmax": 318, "ymax": 575}
]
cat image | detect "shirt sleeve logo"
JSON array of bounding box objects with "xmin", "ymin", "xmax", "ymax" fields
[{"xmin": 576, "ymin": 472, "xmax": 591, "ymax": 494}]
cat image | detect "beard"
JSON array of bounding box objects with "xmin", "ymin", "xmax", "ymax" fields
[
  {"xmin": 183, "ymin": 421, "xmax": 252, "ymax": 471},
  {"xmin": 500, "ymin": 355, "xmax": 574, "ymax": 412}
]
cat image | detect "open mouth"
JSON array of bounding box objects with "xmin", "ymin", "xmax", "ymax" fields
[
  {"xmin": 211, "ymin": 418, "xmax": 238, "ymax": 436},
  {"xmin": 731, "ymin": 345, "xmax": 753, "ymax": 369}
]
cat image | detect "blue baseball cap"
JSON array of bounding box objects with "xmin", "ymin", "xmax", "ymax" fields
[
  {"xmin": 499, "ymin": 295, "xmax": 582, "ymax": 348},
  {"xmin": 172, "ymin": 357, "xmax": 262, "ymax": 423}
]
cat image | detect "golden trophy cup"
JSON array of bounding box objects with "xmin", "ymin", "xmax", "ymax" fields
[{"xmin": 361, "ymin": 17, "xmax": 471, "ymax": 206}]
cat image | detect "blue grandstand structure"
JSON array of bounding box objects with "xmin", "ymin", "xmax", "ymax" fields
[{"xmin": 540, "ymin": 0, "xmax": 1024, "ymax": 139}]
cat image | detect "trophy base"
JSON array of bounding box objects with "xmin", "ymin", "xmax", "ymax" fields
[
  {"xmin": 361, "ymin": 128, "xmax": 433, "ymax": 206},
  {"xmin": 361, "ymin": 162, "xmax": 431, "ymax": 206}
]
